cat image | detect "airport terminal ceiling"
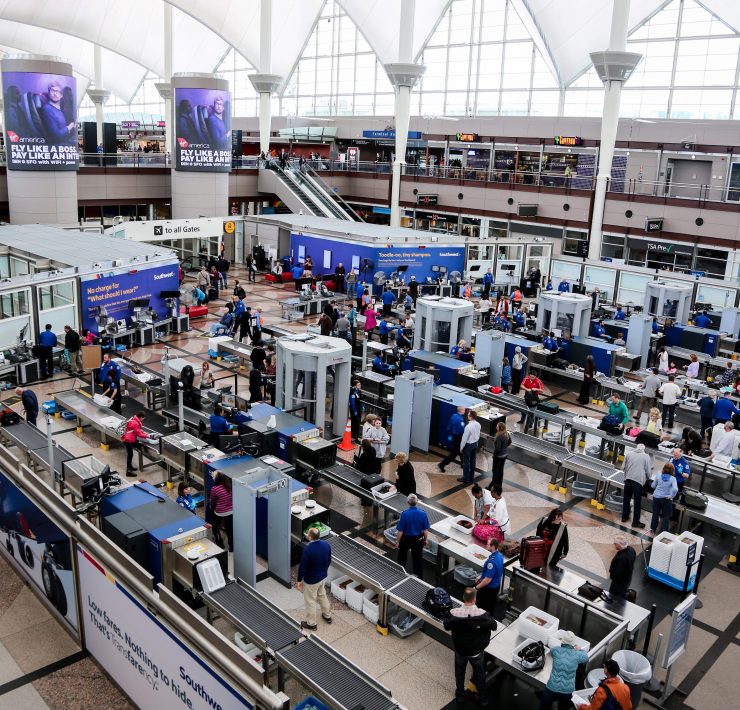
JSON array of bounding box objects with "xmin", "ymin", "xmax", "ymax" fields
[{"xmin": 2, "ymin": 0, "xmax": 740, "ymax": 122}]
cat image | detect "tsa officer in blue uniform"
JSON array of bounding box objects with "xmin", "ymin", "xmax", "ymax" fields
[
  {"xmin": 543, "ymin": 331, "xmax": 559, "ymax": 352},
  {"xmin": 99, "ymin": 353, "xmax": 121, "ymax": 388},
  {"xmin": 558, "ymin": 279, "xmax": 570, "ymax": 293},
  {"xmin": 482, "ymin": 268, "xmax": 493, "ymax": 296},
  {"xmin": 209, "ymin": 405, "xmax": 236, "ymax": 447},
  {"xmin": 381, "ymin": 289, "xmax": 396, "ymax": 317},
  {"xmin": 614, "ymin": 305, "xmax": 627, "ymax": 321},
  {"xmin": 38, "ymin": 323, "xmax": 58, "ymax": 379},
  {"xmin": 592, "ymin": 320, "xmax": 607, "ymax": 338},
  {"xmin": 693, "ymin": 310, "xmax": 711, "ymax": 328},
  {"xmin": 372, "ymin": 354, "xmax": 394, "ymax": 375},
  {"xmin": 475, "ymin": 537, "xmax": 504, "ymax": 614},
  {"xmin": 395, "ymin": 494, "xmax": 430, "ymax": 577},
  {"xmin": 438, "ymin": 406, "xmax": 466, "ymax": 472}
]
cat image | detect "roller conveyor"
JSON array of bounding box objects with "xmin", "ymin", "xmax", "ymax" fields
[
  {"xmin": 563, "ymin": 453, "xmax": 617, "ymax": 480},
  {"xmin": 510, "ymin": 431, "xmax": 570, "ymax": 461},
  {"xmin": 382, "ymin": 493, "xmax": 448, "ymax": 526},
  {"xmin": 323, "ymin": 462, "xmax": 366, "ymax": 490},
  {"xmin": 386, "ymin": 576, "xmax": 461, "ymax": 631},
  {"xmin": 203, "ymin": 580, "xmax": 303, "ymax": 653},
  {"xmin": 277, "ymin": 636, "xmax": 398, "ymax": 710},
  {"xmin": 327, "ymin": 534, "xmax": 407, "ymax": 590}
]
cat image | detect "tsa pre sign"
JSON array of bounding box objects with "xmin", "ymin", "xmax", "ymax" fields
[{"xmin": 77, "ymin": 546, "xmax": 253, "ymax": 710}]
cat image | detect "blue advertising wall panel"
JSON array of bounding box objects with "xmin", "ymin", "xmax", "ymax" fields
[
  {"xmin": 2, "ymin": 71, "xmax": 78, "ymax": 170},
  {"xmin": 289, "ymin": 232, "xmax": 464, "ymax": 283},
  {"xmin": 174, "ymin": 87, "xmax": 232, "ymax": 171},
  {"xmin": 0, "ymin": 470, "xmax": 78, "ymax": 630},
  {"xmin": 80, "ymin": 262, "xmax": 180, "ymax": 333}
]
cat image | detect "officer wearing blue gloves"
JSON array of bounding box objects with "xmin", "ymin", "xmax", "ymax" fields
[{"xmin": 592, "ymin": 320, "xmax": 607, "ymax": 338}]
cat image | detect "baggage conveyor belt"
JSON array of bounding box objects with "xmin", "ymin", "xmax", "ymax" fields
[
  {"xmin": 203, "ymin": 580, "xmax": 303, "ymax": 655},
  {"xmin": 277, "ymin": 636, "xmax": 399, "ymax": 710},
  {"xmin": 327, "ymin": 534, "xmax": 407, "ymax": 590},
  {"xmin": 510, "ymin": 431, "xmax": 570, "ymax": 462},
  {"xmin": 382, "ymin": 493, "xmax": 448, "ymax": 526}
]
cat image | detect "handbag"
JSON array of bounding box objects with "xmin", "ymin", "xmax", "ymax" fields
[
  {"xmin": 472, "ymin": 521, "xmax": 504, "ymax": 544},
  {"xmin": 524, "ymin": 390, "xmax": 539, "ymax": 408},
  {"xmin": 577, "ymin": 581, "xmax": 609, "ymax": 602}
]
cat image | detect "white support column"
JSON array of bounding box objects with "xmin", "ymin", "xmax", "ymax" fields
[
  {"xmin": 155, "ymin": 2, "xmax": 174, "ymax": 156},
  {"xmin": 386, "ymin": 0, "xmax": 424, "ymax": 228},
  {"xmin": 250, "ymin": 0, "xmax": 282, "ymax": 158},
  {"xmin": 588, "ymin": 0, "xmax": 641, "ymax": 260}
]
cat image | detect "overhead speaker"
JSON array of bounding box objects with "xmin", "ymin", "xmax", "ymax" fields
[
  {"xmin": 625, "ymin": 209, "xmax": 633, "ymax": 218},
  {"xmin": 695, "ymin": 217, "xmax": 704, "ymax": 226}
]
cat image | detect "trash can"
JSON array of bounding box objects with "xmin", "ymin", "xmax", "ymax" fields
[{"xmin": 612, "ymin": 650, "xmax": 652, "ymax": 706}]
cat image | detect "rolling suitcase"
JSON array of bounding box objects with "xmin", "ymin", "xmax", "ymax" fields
[
  {"xmin": 520, "ymin": 536, "xmax": 547, "ymax": 571},
  {"xmin": 208, "ymin": 287, "xmax": 218, "ymax": 301}
]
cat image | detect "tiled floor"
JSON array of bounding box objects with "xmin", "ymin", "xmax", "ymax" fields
[{"xmin": 0, "ymin": 265, "xmax": 737, "ymax": 710}]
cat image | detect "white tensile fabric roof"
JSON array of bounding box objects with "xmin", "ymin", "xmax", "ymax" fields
[{"xmin": 0, "ymin": 0, "xmax": 737, "ymax": 97}]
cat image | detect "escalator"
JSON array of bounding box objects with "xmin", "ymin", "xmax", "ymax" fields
[{"xmin": 257, "ymin": 162, "xmax": 362, "ymax": 221}]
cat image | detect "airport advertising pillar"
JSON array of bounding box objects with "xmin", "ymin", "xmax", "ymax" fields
[
  {"xmin": 170, "ymin": 73, "xmax": 231, "ymax": 218},
  {"xmin": 1, "ymin": 55, "xmax": 79, "ymax": 225}
]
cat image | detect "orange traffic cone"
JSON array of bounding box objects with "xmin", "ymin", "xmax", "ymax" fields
[{"xmin": 338, "ymin": 418, "xmax": 355, "ymax": 451}]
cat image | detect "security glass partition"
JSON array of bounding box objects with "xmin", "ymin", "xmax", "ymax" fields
[
  {"xmin": 0, "ymin": 288, "xmax": 33, "ymax": 351},
  {"xmin": 696, "ymin": 283, "xmax": 737, "ymax": 309},
  {"xmin": 584, "ymin": 266, "xmax": 617, "ymax": 302},
  {"xmin": 616, "ymin": 272, "xmax": 653, "ymax": 307},
  {"xmin": 37, "ymin": 280, "xmax": 78, "ymax": 334}
]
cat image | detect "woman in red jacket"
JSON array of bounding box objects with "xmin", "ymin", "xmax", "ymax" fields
[{"xmin": 121, "ymin": 411, "xmax": 149, "ymax": 477}]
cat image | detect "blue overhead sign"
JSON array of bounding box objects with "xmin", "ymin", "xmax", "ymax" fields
[{"xmin": 362, "ymin": 130, "xmax": 423, "ymax": 140}]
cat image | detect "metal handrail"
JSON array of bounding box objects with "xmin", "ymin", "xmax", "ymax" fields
[{"xmin": 303, "ymin": 162, "xmax": 365, "ymax": 222}]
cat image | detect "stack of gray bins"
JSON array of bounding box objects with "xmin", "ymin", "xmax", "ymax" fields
[
  {"xmin": 571, "ymin": 474, "xmax": 597, "ymax": 498},
  {"xmin": 603, "ymin": 470, "xmax": 625, "ymax": 513}
]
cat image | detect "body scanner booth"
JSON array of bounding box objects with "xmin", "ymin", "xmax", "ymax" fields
[
  {"xmin": 645, "ymin": 282, "xmax": 692, "ymax": 323},
  {"xmin": 413, "ymin": 296, "xmax": 474, "ymax": 352},
  {"xmin": 536, "ymin": 292, "xmax": 592, "ymax": 338},
  {"xmin": 276, "ymin": 334, "xmax": 351, "ymax": 438}
]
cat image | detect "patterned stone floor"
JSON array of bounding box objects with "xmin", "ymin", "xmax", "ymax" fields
[{"xmin": 0, "ymin": 265, "xmax": 736, "ymax": 710}]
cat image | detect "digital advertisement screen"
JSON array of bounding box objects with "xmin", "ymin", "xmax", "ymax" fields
[
  {"xmin": 2, "ymin": 71, "xmax": 78, "ymax": 170},
  {"xmin": 174, "ymin": 87, "xmax": 231, "ymax": 171}
]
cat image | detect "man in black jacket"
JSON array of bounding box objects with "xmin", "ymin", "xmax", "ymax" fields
[
  {"xmin": 608, "ymin": 534, "xmax": 636, "ymax": 599},
  {"xmin": 443, "ymin": 587, "xmax": 496, "ymax": 706},
  {"xmin": 64, "ymin": 325, "xmax": 82, "ymax": 375}
]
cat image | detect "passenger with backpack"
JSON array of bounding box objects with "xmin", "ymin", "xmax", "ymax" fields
[{"xmin": 577, "ymin": 658, "xmax": 632, "ymax": 709}]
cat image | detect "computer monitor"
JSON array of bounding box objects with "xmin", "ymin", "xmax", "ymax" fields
[
  {"xmin": 221, "ymin": 393, "xmax": 236, "ymax": 408},
  {"xmin": 159, "ymin": 290, "xmax": 181, "ymax": 299}
]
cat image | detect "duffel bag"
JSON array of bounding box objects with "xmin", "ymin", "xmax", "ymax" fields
[
  {"xmin": 499, "ymin": 539, "xmax": 521, "ymax": 558},
  {"xmin": 681, "ymin": 487, "xmax": 708, "ymax": 510},
  {"xmin": 472, "ymin": 521, "xmax": 504, "ymax": 544}
]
